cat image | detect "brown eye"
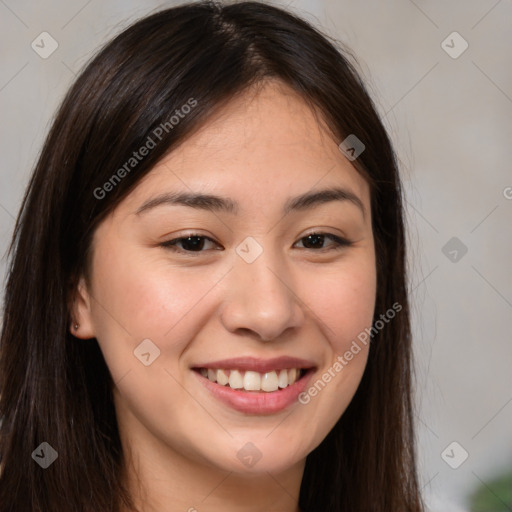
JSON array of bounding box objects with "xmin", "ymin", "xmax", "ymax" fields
[
  {"xmin": 294, "ymin": 233, "xmax": 353, "ymax": 250},
  {"xmin": 161, "ymin": 235, "xmax": 222, "ymax": 253}
]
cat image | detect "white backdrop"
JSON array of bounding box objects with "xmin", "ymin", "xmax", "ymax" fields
[{"xmin": 1, "ymin": 1, "xmax": 511, "ymax": 510}]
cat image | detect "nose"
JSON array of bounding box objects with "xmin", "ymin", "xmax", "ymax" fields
[{"xmin": 219, "ymin": 247, "xmax": 305, "ymax": 342}]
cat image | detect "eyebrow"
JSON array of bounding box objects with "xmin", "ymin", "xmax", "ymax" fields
[{"xmin": 134, "ymin": 187, "xmax": 365, "ymax": 217}]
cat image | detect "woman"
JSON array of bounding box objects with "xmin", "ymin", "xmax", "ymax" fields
[{"xmin": 0, "ymin": 1, "xmax": 424, "ymax": 511}]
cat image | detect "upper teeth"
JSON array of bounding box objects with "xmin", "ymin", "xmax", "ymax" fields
[{"xmin": 199, "ymin": 368, "xmax": 301, "ymax": 392}]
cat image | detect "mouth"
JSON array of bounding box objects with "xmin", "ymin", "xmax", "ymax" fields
[
  {"xmin": 193, "ymin": 367, "xmax": 309, "ymax": 392},
  {"xmin": 191, "ymin": 356, "xmax": 316, "ymax": 414}
]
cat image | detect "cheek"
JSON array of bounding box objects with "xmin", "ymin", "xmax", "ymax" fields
[
  {"xmin": 295, "ymin": 258, "xmax": 376, "ymax": 430},
  {"xmin": 88, "ymin": 247, "xmax": 225, "ymax": 440},
  {"xmin": 89, "ymin": 242, "xmax": 226, "ymax": 368},
  {"xmin": 305, "ymin": 258, "xmax": 377, "ymax": 354}
]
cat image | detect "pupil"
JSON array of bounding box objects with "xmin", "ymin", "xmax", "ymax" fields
[
  {"xmin": 303, "ymin": 234, "xmax": 324, "ymax": 249},
  {"xmin": 183, "ymin": 236, "xmax": 204, "ymax": 251}
]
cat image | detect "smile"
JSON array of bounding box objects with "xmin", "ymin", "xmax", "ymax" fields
[
  {"xmin": 191, "ymin": 356, "xmax": 316, "ymax": 414},
  {"xmin": 196, "ymin": 367, "xmax": 306, "ymax": 392}
]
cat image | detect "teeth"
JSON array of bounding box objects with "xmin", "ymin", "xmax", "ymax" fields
[
  {"xmin": 200, "ymin": 367, "xmax": 303, "ymax": 392},
  {"xmin": 243, "ymin": 371, "xmax": 261, "ymax": 391},
  {"xmin": 217, "ymin": 369, "xmax": 229, "ymax": 386},
  {"xmin": 228, "ymin": 370, "xmax": 243, "ymax": 389},
  {"xmin": 278, "ymin": 369, "xmax": 288, "ymax": 388},
  {"xmin": 261, "ymin": 371, "xmax": 279, "ymax": 392}
]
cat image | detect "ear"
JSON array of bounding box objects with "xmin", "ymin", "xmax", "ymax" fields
[{"xmin": 70, "ymin": 276, "xmax": 96, "ymax": 339}]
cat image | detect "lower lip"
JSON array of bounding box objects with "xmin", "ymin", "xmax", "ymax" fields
[{"xmin": 192, "ymin": 369, "xmax": 314, "ymax": 415}]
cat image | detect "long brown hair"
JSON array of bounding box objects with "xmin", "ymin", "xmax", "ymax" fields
[{"xmin": 0, "ymin": 1, "xmax": 423, "ymax": 510}]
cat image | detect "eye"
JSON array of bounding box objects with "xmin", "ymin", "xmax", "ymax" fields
[
  {"xmin": 294, "ymin": 232, "xmax": 353, "ymax": 251},
  {"xmin": 160, "ymin": 231, "xmax": 353, "ymax": 255},
  {"xmin": 161, "ymin": 234, "xmax": 222, "ymax": 253}
]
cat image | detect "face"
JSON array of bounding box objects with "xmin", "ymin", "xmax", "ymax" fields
[{"xmin": 73, "ymin": 80, "xmax": 376, "ymax": 477}]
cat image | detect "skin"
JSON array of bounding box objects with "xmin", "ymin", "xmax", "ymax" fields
[{"xmin": 72, "ymin": 80, "xmax": 377, "ymax": 512}]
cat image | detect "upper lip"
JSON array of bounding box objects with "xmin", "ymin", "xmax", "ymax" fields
[{"xmin": 192, "ymin": 356, "xmax": 316, "ymax": 374}]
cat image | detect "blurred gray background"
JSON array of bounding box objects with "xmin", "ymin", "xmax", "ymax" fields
[{"xmin": 1, "ymin": 1, "xmax": 511, "ymax": 510}]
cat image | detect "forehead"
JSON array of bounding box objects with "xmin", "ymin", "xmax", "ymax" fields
[
  {"xmin": 168, "ymin": 81, "xmax": 342, "ymax": 166},
  {"xmin": 118, "ymin": 80, "xmax": 370, "ymax": 215}
]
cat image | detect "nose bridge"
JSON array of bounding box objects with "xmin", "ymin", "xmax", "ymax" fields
[{"xmin": 220, "ymin": 240, "xmax": 304, "ymax": 341}]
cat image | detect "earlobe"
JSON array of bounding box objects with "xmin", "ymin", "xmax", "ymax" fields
[{"xmin": 70, "ymin": 277, "xmax": 96, "ymax": 339}]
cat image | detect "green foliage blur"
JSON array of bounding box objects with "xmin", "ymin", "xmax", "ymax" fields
[{"xmin": 469, "ymin": 470, "xmax": 512, "ymax": 512}]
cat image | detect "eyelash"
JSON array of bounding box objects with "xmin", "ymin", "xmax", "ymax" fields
[{"xmin": 160, "ymin": 232, "xmax": 354, "ymax": 255}]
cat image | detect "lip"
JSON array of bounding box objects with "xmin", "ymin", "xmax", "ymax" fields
[
  {"xmin": 192, "ymin": 364, "xmax": 316, "ymax": 415},
  {"xmin": 191, "ymin": 356, "xmax": 316, "ymax": 374}
]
